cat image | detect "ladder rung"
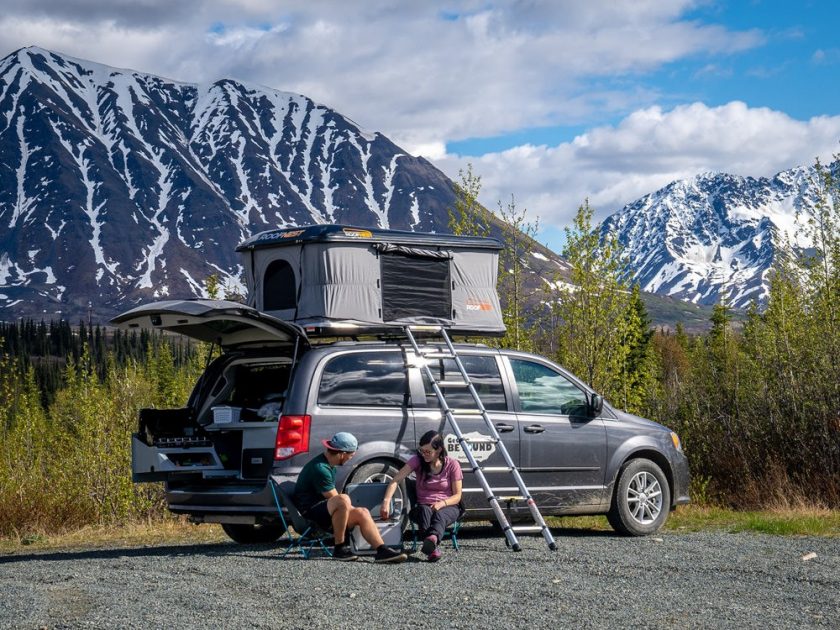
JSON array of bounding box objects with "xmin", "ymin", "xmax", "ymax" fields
[
  {"xmin": 496, "ymin": 495, "xmax": 526, "ymax": 502},
  {"xmin": 451, "ymin": 409, "xmax": 482, "ymax": 416},
  {"xmin": 511, "ymin": 525, "xmax": 545, "ymax": 533},
  {"xmin": 437, "ymin": 380, "xmax": 468, "ymax": 388},
  {"xmin": 478, "ymin": 466, "xmax": 514, "ymax": 473}
]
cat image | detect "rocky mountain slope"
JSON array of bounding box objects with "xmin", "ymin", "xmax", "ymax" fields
[
  {"xmin": 2, "ymin": 46, "xmax": 794, "ymax": 328},
  {"xmin": 2, "ymin": 46, "xmax": 529, "ymax": 320},
  {"xmin": 599, "ymin": 166, "xmax": 824, "ymax": 309}
]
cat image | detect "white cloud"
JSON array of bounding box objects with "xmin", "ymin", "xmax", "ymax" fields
[
  {"xmin": 0, "ymin": 1, "xmax": 763, "ymax": 150},
  {"xmin": 2, "ymin": 2, "xmax": 836, "ymax": 252},
  {"xmin": 435, "ymin": 101, "xmax": 840, "ymax": 237}
]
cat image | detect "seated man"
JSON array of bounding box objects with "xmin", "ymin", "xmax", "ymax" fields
[{"xmin": 294, "ymin": 432, "xmax": 407, "ymax": 564}]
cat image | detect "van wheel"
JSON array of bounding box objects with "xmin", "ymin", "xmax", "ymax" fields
[
  {"xmin": 348, "ymin": 460, "xmax": 410, "ymax": 529},
  {"xmin": 221, "ymin": 522, "xmax": 285, "ymax": 544},
  {"xmin": 607, "ymin": 458, "xmax": 670, "ymax": 536}
]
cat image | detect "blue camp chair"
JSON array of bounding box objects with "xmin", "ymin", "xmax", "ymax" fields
[{"xmin": 269, "ymin": 476, "xmax": 333, "ymax": 559}]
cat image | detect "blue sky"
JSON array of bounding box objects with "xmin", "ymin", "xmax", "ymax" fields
[
  {"xmin": 2, "ymin": 1, "xmax": 839, "ymax": 252},
  {"xmin": 450, "ymin": 2, "xmax": 840, "ymax": 154}
]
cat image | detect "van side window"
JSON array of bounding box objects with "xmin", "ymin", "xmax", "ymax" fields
[
  {"xmin": 264, "ymin": 260, "xmax": 296, "ymax": 310},
  {"xmin": 510, "ymin": 359, "xmax": 588, "ymax": 415},
  {"xmin": 318, "ymin": 353, "xmax": 409, "ymax": 407},
  {"xmin": 422, "ymin": 354, "xmax": 507, "ymax": 411}
]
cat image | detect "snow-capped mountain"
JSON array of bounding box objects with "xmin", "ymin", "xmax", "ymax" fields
[
  {"xmin": 1, "ymin": 46, "xmax": 495, "ymax": 321},
  {"xmin": 3, "ymin": 46, "xmax": 808, "ymax": 325},
  {"xmin": 599, "ymin": 166, "xmax": 823, "ymax": 309}
]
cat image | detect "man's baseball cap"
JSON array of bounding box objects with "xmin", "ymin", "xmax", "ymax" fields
[{"xmin": 322, "ymin": 432, "xmax": 358, "ymax": 453}]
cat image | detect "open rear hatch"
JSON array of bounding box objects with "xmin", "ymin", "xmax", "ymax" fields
[
  {"xmin": 111, "ymin": 300, "xmax": 309, "ymax": 482},
  {"xmin": 111, "ymin": 299, "xmax": 308, "ymax": 349}
]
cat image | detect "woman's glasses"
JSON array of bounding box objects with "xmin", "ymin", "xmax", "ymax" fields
[{"xmin": 418, "ymin": 447, "xmax": 438, "ymax": 456}]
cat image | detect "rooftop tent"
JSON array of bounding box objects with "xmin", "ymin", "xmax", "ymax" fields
[{"xmin": 236, "ymin": 225, "xmax": 505, "ymax": 335}]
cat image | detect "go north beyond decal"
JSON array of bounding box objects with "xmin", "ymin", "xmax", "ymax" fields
[{"xmin": 444, "ymin": 431, "xmax": 497, "ymax": 463}]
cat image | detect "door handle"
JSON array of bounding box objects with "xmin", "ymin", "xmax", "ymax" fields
[
  {"xmin": 523, "ymin": 424, "xmax": 545, "ymax": 434},
  {"xmin": 495, "ymin": 423, "xmax": 515, "ymax": 433}
]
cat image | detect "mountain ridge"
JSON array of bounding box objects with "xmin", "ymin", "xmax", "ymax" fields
[
  {"xmin": 1, "ymin": 46, "xmax": 811, "ymax": 329},
  {"xmin": 599, "ymin": 163, "xmax": 824, "ymax": 309},
  {"xmin": 0, "ymin": 46, "xmax": 469, "ymax": 320}
]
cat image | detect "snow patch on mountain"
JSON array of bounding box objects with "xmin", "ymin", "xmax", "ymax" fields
[
  {"xmin": 0, "ymin": 46, "xmax": 470, "ymax": 320},
  {"xmin": 599, "ymin": 166, "xmax": 824, "ymax": 308}
]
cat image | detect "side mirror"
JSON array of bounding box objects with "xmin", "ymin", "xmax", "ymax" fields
[{"xmin": 589, "ymin": 393, "xmax": 603, "ymax": 416}]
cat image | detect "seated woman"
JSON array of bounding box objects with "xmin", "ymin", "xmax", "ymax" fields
[{"xmin": 381, "ymin": 430, "xmax": 463, "ymax": 562}]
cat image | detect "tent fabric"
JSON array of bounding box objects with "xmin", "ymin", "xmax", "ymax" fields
[
  {"xmin": 372, "ymin": 242, "xmax": 453, "ymax": 260},
  {"xmin": 239, "ymin": 225, "xmax": 505, "ymax": 335}
]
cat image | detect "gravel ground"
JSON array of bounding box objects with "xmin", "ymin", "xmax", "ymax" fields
[{"xmin": 0, "ymin": 525, "xmax": 837, "ymax": 629}]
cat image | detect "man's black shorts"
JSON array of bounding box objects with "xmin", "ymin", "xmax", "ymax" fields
[{"xmin": 301, "ymin": 500, "xmax": 332, "ymax": 530}]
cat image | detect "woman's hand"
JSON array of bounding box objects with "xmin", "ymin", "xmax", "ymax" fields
[
  {"xmin": 432, "ymin": 500, "xmax": 446, "ymax": 511},
  {"xmin": 380, "ymin": 503, "xmax": 390, "ymax": 520}
]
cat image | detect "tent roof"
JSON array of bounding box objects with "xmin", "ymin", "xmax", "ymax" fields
[{"xmin": 236, "ymin": 224, "xmax": 502, "ymax": 252}]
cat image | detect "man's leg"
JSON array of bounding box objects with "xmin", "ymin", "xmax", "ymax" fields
[
  {"xmin": 345, "ymin": 505, "xmax": 407, "ymax": 563},
  {"xmin": 327, "ymin": 494, "xmax": 353, "ymax": 545},
  {"xmin": 346, "ymin": 506, "xmax": 384, "ymax": 547}
]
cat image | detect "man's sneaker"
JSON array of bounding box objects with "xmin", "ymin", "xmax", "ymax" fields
[
  {"xmin": 374, "ymin": 545, "xmax": 408, "ymax": 564},
  {"xmin": 428, "ymin": 547, "xmax": 442, "ymax": 562},
  {"xmin": 332, "ymin": 544, "xmax": 358, "ymax": 561},
  {"xmin": 421, "ymin": 534, "xmax": 438, "ymax": 556}
]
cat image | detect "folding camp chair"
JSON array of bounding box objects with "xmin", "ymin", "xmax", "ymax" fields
[{"xmin": 269, "ymin": 476, "xmax": 333, "ymax": 559}]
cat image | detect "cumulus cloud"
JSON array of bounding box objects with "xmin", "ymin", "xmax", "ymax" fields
[
  {"xmin": 2, "ymin": 1, "xmax": 834, "ymax": 251},
  {"xmin": 436, "ymin": 101, "xmax": 840, "ymax": 236},
  {"xmin": 0, "ymin": 0, "xmax": 762, "ymax": 151}
]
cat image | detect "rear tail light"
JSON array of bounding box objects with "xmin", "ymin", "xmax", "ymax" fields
[{"xmin": 274, "ymin": 415, "xmax": 311, "ymax": 460}]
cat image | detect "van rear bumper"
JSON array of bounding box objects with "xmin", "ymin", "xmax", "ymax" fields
[{"xmin": 164, "ymin": 481, "xmax": 276, "ymax": 515}]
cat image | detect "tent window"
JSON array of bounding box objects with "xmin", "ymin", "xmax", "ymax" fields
[
  {"xmin": 380, "ymin": 252, "xmax": 451, "ymax": 321},
  {"xmin": 264, "ymin": 260, "xmax": 296, "ymax": 310}
]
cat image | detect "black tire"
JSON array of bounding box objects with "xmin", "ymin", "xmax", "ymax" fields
[
  {"xmin": 347, "ymin": 459, "xmax": 410, "ymax": 530},
  {"xmin": 607, "ymin": 458, "xmax": 671, "ymax": 536},
  {"xmin": 221, "ymin": 521, "xmax": 285, "ymax": 544}
]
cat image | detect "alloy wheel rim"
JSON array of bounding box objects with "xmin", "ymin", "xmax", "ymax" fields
[{"xmin": 626, "ymin": 471, "xmax": 663, "ymax": 524}]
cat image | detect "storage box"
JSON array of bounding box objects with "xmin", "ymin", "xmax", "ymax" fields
[
  {"xmin": 344, "ymin": 482, "xmax": 405, "ymax": 554},
  {"xmin": 212, "ymin": 406, "xmax": 241, "ymax": 424},
  {"xmin": 350, "ymin": 521, "xmax": 404, "ymax": 554}
]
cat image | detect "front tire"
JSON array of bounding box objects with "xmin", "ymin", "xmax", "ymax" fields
[
  {"xmin": 221, "ymin": 521, "xmax": 285, "ymax": 544},
  {"xmin": 347, "ymin": 459, "xmax": 410, "ymax": 530},
  {"xmin": 607, "ymin": 458, "xmax": 670, "ymax": 536}
]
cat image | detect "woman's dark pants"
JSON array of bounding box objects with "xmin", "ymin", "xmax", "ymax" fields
[{"xmin": 409, "ymin": 504, "xmax": 461, "ymax": 541}]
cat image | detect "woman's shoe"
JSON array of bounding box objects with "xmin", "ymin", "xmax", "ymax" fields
[
  {"xmin": 428, "ymin": 547, "xmax": 442, "ymax": 562},
  {"xmin": 421, "ymin": 534, "xmax": 438, "ymax": 556}
]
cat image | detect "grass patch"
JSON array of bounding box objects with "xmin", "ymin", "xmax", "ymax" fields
[
  {"xmin": 0, "ymin": 517, "xmax": 227, "ymax": 555},
  {"xmin": 545, "ymin": 505, "xmax": 839, "ymax": 537}
]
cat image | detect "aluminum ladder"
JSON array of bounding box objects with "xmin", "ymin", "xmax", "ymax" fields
[{"xmin": 403, "ymin": 325, "xmax": 557, "ymax": 552}]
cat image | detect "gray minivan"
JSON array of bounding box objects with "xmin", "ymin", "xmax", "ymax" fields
[{"xmin": 116, "ymin": 299, "xmax": 690, "ymax": 543}]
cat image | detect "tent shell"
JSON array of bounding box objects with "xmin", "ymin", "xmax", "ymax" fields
[{"xmin": 236, "ymin": 224, "xmax": 505, "ymax": 336}]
